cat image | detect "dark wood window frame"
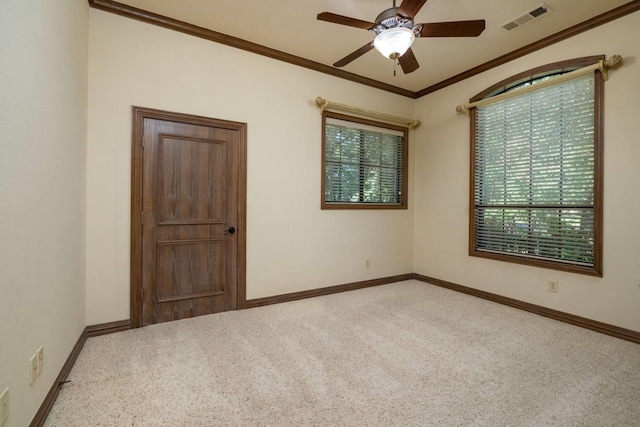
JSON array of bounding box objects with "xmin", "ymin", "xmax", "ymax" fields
[
  {"xmin": 321, "ymin": 111, "xmax": 409, "ymax": 210},
  {"xmin": 469, "ymin": 56, "xmax": 604, "ymax": 276}
]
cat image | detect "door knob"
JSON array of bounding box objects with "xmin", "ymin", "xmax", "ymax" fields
[{"xmin": 225, "ymin": 227, "xmax": 236, "ymax": 234}]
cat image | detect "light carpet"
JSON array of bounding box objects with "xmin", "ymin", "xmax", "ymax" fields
[{"xmin": 44, "ymin": 280, "xmax": 640, "ymax": 426}]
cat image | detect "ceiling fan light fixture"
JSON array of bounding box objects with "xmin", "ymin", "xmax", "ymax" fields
[{"xmin": 373, "ymin": 27, "xmax": 415, "ymax": 60}]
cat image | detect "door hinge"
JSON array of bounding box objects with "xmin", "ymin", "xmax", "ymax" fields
[{"xmin": 141, "ymin": 288, "xmax": 144, "ymax": 302}]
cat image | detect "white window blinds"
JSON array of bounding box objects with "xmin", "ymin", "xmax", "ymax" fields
[{"xmin": 473, "ymin": 73, "xmax": 596, "ymax": 266}]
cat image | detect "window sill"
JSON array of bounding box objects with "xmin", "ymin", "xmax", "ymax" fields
[
  {"xmin": 321, "ymin": 202, "xmax": 407, "ymax": 210},
  {"xmin": 469, "ymin": 248, "xmax": 602, "ymax": 277}
]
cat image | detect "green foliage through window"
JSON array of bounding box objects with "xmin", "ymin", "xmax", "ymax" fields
[
  {"xmin": 471, "ymin": 64, "xmax": 602, "ymax": 274},
  {"xmin": 323, "ymin": 113, "xmax": 407, "ymax": 208}
]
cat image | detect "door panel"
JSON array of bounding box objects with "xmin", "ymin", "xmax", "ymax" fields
[
  {"xmin": 155, "ymin": 240, "xmax": 226, "ymax": 302},
  {"xmin": 157, "ymin": 136, "xmax": 227, "ymax": 224},
  {"xmin": 138, "ymin": 114, "xmax": 243, "ymax": 326}
]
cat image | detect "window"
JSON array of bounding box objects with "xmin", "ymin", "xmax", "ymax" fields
[
  {"xmin": 322, "ymin": 111, "xmax": 408, "ymax": 209},
  {"xmin": 470, "ymin": 57, "xmax": 603, "ymax": 276}
]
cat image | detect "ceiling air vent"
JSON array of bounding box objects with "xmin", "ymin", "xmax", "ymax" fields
[{"xmin": 502, "ymin": 3, "xmax": 551, "ymax": 31}]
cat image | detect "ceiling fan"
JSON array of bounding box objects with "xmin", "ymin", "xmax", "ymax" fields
[{"xmin": 317, "ymin": 0, "xmax": 486, "ymax": 74}]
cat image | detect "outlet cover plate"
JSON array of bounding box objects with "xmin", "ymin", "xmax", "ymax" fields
[
  {"xmin": 0, "ymin": 387, "xmax": 9, "ymax": 426},
  {"xmin": 29, "ymin": 354, "xmax": 38, "ymax": 385},
  {"xmin": 37, "ymin": 346, "xmax": 44, "ymax": 376}
]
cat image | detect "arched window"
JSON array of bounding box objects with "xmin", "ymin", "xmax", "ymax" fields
[{"xmin": 469, "ymin": 56, "xmax": 604, "ymax": 276}]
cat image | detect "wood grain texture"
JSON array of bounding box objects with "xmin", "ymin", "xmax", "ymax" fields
[
  {"xmin": 317, "ymin": 12, "xmax": 374, "ymax": 30},
  {"xmin": 143, "ymin": 120, "xmax": 236, "ymax": 324},
  {"xmin": 333, "ymin": 42, "xmax": 375, "ymax": 68},
  {"xmin": 413, "ymin": 274, "xmax": 640, "ymax": 344},
  {"xmin": 418, "ymin": 20, "xmax": 485, "ymax": 38},
  {"xmin": 246, "ymin": 274, "xmax": 414, "ymax": 308},
  {"xmin": 399, "ymin": 48, "xmax": 419, "ymax": 74},
  {"xmin": 592, "ymin": 67, "xmax": 605, "ymax": 277},
  {"xmin": 131, "ymin": 107, "xmax": 247, "ymax": 328},
  {"xmin": 398, "ymin": 0, "xmax": 429, "ymax": 19},
  {"xmin": 157, "ymin": 135, "xmax": 227, "ymax": 224},
  {"xmin": 155, "ymin": 240, "xmax": 226, "ymax": 303},
  {"xmin": 86, "ymin": 319, "xmax": 131, "ymax": 337}
]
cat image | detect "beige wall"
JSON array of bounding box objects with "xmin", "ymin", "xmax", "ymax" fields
[
  {"xmin": 0, "ymin": 1, "xmax": 88, "ymax": 426},
  {"xmin": 1, "ymin": 3, "xmax": 637, "ymax": 424},
  {"xmin": 413, "ymin": 11, "xmax": 640, "ymax": 332},
  {"xmin": 85, "ymin": 10, "xmax": 416, "ymax": 324}
]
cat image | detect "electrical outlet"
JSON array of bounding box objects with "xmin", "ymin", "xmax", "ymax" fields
[
  {"xmin": 37, "ymin": 346, "xmax": 44, "ymax": 376},
  {"xmin": 0, "ymin": 387, "xmax": 8, "ymax": 426},
  {"xmin": 548, "ymin": 280, "xmax": 559, "ymax": 293},
  {"xmin": 365, "ymin": 259, "xmax": 370, "ymax": 268},
  {"xmin": 29, "ymin": 354, "xmax": 38, "ymax": 385}
]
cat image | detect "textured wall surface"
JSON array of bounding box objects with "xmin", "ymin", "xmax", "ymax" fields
[
  {"xmin": 85, "ymin": 10, "xmax": 415, "ymax": 324},
  {"xmin": 413, "ymin": 11, "xmax": 640, "ymax": 332},
  {"xmin": 2, "ymin": 5, "xmax": 638, "ymax": 424},
  {"xmin": 0, "ymin": 1, "xmax": 88, "ymax": 425}
]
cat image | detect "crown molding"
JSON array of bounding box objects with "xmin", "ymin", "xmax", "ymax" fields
[
  {"xmin": 89, "ymin": 0, "xmax": 640, "ymax": 99},
  {"xmin": 416, "ymin": 0, "xmax": 640, "ymax": 97},
  {"xmin": 87, "ymin": 0, "xmax": 417, "ymax": 98}
]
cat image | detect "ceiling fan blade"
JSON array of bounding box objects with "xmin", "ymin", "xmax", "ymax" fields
[
  {"xmin": 397, "ymin": 0, "xmax": 429, "ymax": 18},
  {"xmin": 333, "ymin": 42, "xmax": 375, "ymax": 67},
  {"xmin": 418, "ymin": 20, "xmax": 486, "ymax": 37},
  {"xmin": 317, "ymin": 12, "xmax": 375, "ymax": 30},
  {"xmin": 398, "ymin": 48, "xmax": 420, "ymax": 74}
]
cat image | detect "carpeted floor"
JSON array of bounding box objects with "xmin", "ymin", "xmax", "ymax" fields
[{"xmin": 44, "ymin": 280, "xmax": 640, "ymax": 426}]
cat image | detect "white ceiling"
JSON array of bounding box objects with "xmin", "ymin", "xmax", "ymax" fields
[{"xmin": 113, "ymin": 0, "xmax": 631, "ymax": 92}]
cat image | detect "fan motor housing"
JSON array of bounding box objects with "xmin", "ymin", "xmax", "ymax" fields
[{"xmin": 373, "ymin": 7, "xmax": 417, "ymax": 35}]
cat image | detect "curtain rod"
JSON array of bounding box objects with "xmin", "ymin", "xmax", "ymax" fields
[
  {"xmin": 455, "ymin": 55, "xmax": 623, "ymax": 114},
  {"xmin": 315, "ymin": 97, "xmax": 420, "ymax": 128}
]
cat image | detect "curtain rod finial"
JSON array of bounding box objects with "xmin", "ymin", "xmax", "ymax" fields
[
  {"xmin": 600, "ymin": 55, "xmax": 623, "ymax": 80},
  {"xmin": 315, "ymin": 97, "xmax": 328, "ymax": 110},
  {"xmin": 606, "ymin": 55, "xmax": 622, "ymax": 68}
]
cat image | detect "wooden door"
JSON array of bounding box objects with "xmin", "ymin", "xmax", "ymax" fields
[{"xmin": 131, "ymin": 108, "xmax": 246, "ymax": 327}]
